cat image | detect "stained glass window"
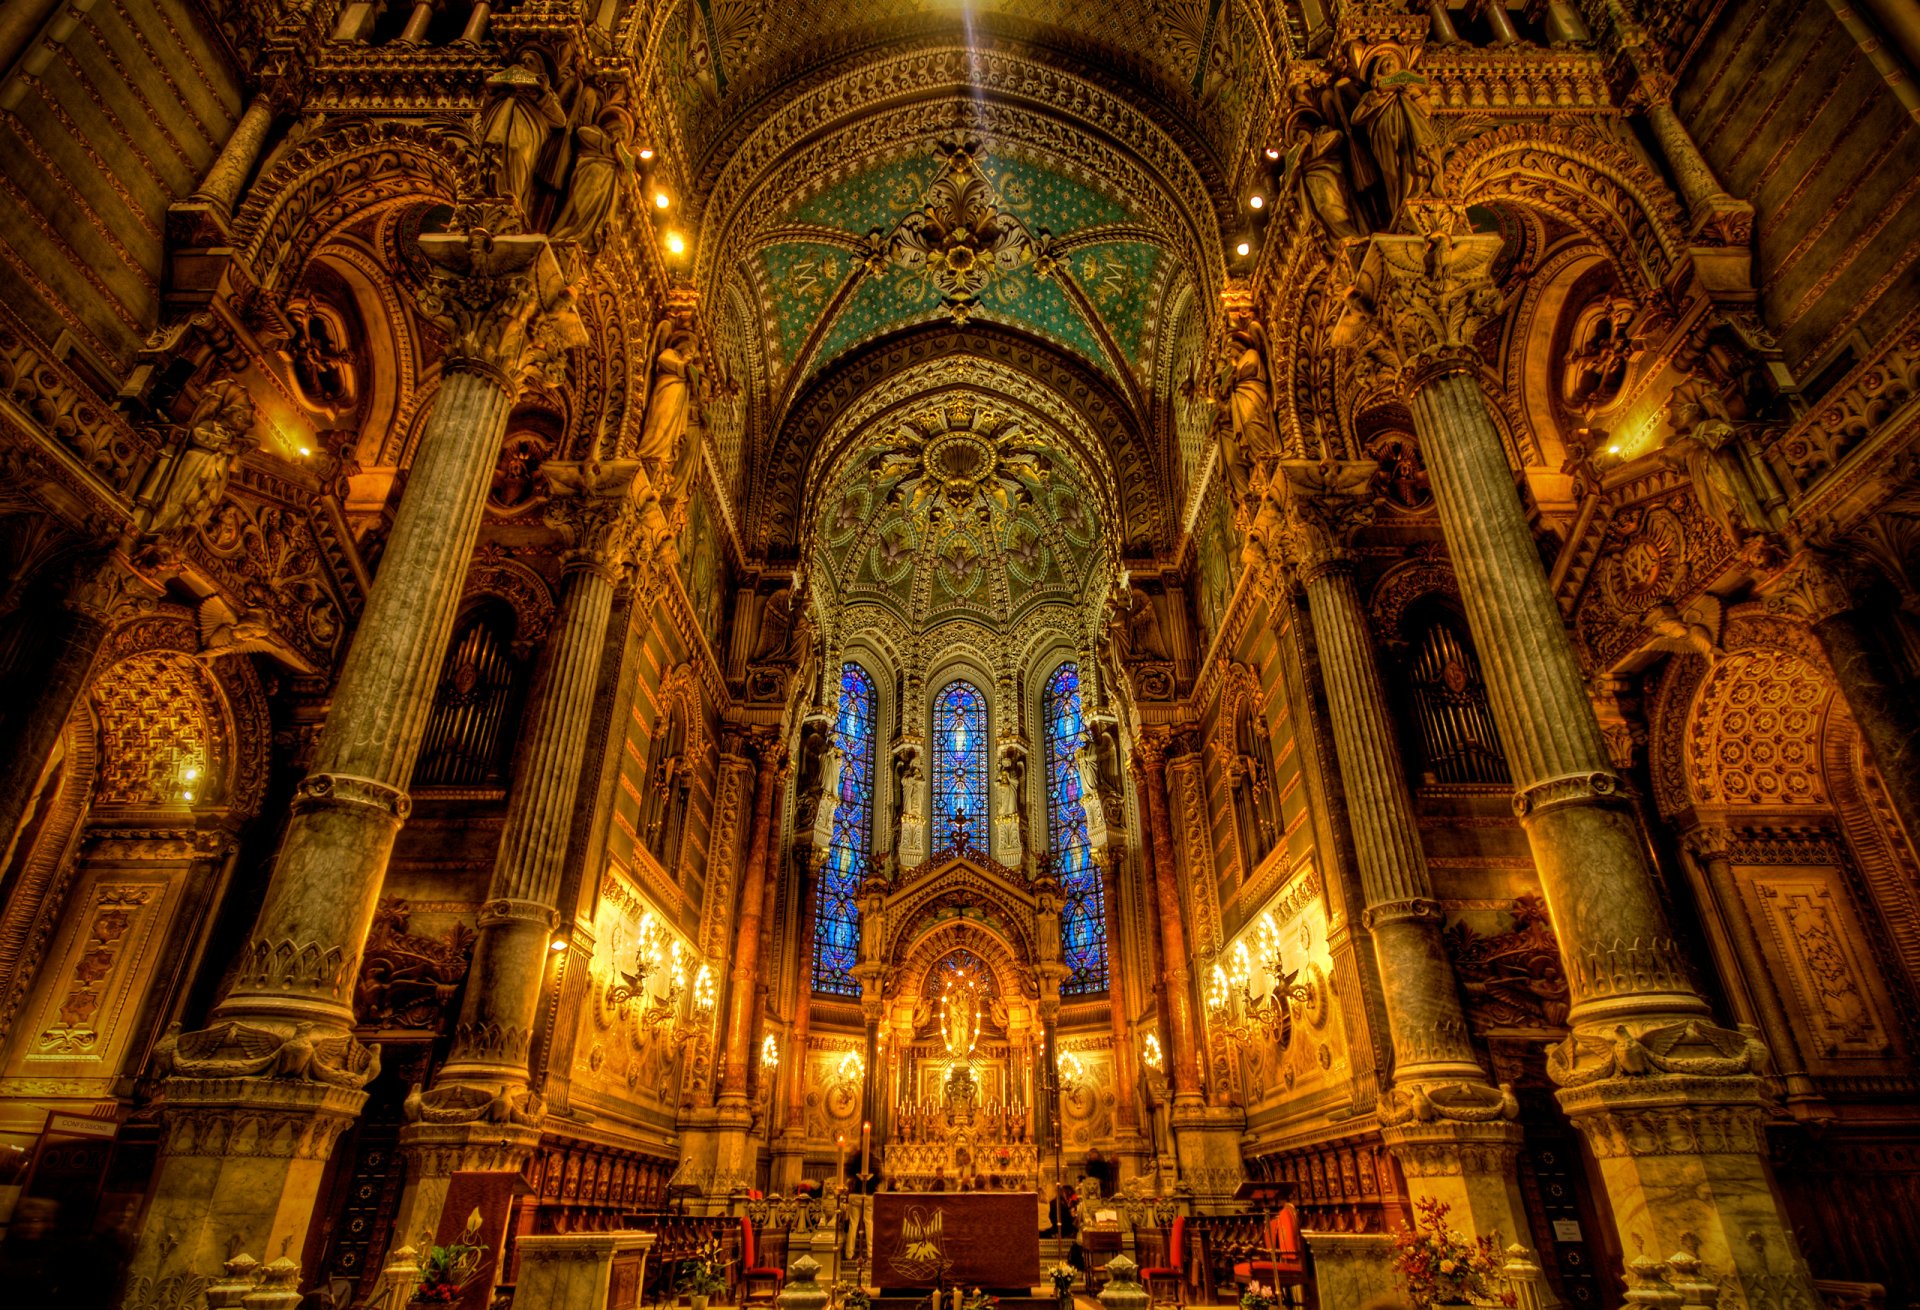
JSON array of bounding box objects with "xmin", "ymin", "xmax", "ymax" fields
[
  {"xmin": 1045, "ymin": 663, "xmax": 1108, "ymax": 994},
  {"xmin": 931, "ymin": 680, "xmax": 988, "ymax": 858},
  {"xmin": 815, "ymin": 662, "xmax": 876, "ymax": 994}
]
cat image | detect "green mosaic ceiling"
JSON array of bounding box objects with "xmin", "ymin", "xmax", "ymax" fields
[{"xmin": 751, "ymin": 147, "xmax": 1173, "ymax": 392}]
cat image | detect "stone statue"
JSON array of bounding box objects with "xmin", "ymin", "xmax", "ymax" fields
[
  {"xmin": 1282, "ymin": 92, "xmax": 1368, "ymax": 244},
  {"xmin": 1127, "ymin": 586, "xmax": 1166, "ymax": 659},
  {"xmin": 1661, "ymin": 377, "xmax": 1770, "ymax": 540},
  {"xmin": 1216, "ymin": 316, "xmax": 1279, "ymax": 508},
  {"xmin": 993, "ymin": 744, "xmax": 1025, "ymax": 862},
  {"xmin": 636, "ymin": 319, "xmax": 704, "ymax": 498},
  {"xmin": 550, "ymin": 107, "xmax": 637, "ymax": 251},
  {"xmin": 477, "ymin": 52, "xmax": 566, "ymax": 214},
  {"xmin": 750, "ymin": 586, "xmax": 798, "ymax": 663},
  {"xmin": 1074, "ymin": 743, "xmax": 1108, "ymax": 850},
  {"xmin": 813, "ymin": 744, "xmax": 845, "ymax": 847},
  {"xmin": 144, "ymin": 377, "xmax": 258, "ymax": 536},
  {"xmin": 895, "ymin": 744, "xmax": 926, "ymax": 865},
  {"xmin": 1350, "ymin": 55, "xmax": 1446, "ymax": 227}
]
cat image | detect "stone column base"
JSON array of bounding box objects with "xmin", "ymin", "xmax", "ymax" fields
[
  {"xmin": 123, "ymin": 1077, "xmax": 366, "ymax": 1297},
  {"xmin": 1380, "ymin": 1118, "xmax": 1549, "ymax": 1302},
  {"xmin": 672, "ymin": 1103, "xmax": 759, "ymax": 1212},
  {"xmin": 386, "ymin": 1120, "xmax": 543, "ymax": 1258},
  {"xmin": 1557, "ymin": 1069, "xmax": 1815, "ymax": 1305},
  {"xmin": 770, "ymin": 1137, "xmax": 810, "ymax": 1192},
  {"xmin": 1169, "ymin": 1104, "xmax": 1246, "ymax": 1208}
]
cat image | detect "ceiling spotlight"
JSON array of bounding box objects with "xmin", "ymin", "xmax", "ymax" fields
[
  {"xmin": 1249, "ymin": 194, "xmax": 1265, "ymax": 210},
  {"xmin": 639, "ymin": 147, "xmax": 655, "ymax": 161},
  {"xmin": 1607, "ymin": 443, "xmax": 1622, "ymax": 455},
  {"xmin": 1265, "ymin": 146, "xmax": 1281, "ymax": 161},
  {"xmin": 298, "ymin": 445, "xmax": 311, "ymax": 457},
  {"xmin": 1236, "ymin": 240, "xmax": 1251, "ymax": 257},
  {"xmin": 665, "ymin": 231, "xmax": 686, "ymax": 256},
  {"xmin": 653, "ymin": 190, "xmax": 671, "ymax": 210}
]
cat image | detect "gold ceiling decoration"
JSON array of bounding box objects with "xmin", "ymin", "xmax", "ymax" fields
[
  {"xmin": 861, "ymin": 139, "xmax": 1058, "ymax": 322},
  {"xmin": 868, "ymin": 392, "xmax": 1051, "ymax": 530}
]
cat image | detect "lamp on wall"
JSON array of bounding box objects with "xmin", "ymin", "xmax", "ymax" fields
[{"xmin": 1206, "ymin": 910, "xmax": 1313, "ymax": 1048}]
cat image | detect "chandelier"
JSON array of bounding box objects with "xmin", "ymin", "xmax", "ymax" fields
[{"xmin": 1205, "ymin": 911, "xmax": 1314, "ymax": 1048}]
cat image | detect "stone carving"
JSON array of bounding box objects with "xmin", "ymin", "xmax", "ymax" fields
[
  {"xmin": 1378, "ymin": 1079, "xmax": 1519, "ymax": 1127},
  {"xmin": 477, "ymin": 51, "xmax": 567, "ymax": 213},
  {"xmin": 89, "ymin": 651, "xmax": 221, "ymax": 807},
  {"xmin": 635, "ymin": 317, "xmax": 705, "ymax": 500},
  {"xmin": 416, "ymin": 221, "xmax": 586, "ymax": 386},
  {"xmin": 1334, "ymin": 233, "xmax": 1506, "ymax": 385},
  {"xmin": 868, "ymin": 139, "xmax": 1049, "ymax": 320},
  {"xmin": 352, "ymin": 898, "xmax": 476, "ymax": 1032},
  {"xmin": 402, "ymin": 1080, "xmax": 545, "ymax": 1126},
  {"xmin": 1548, "ymin": 1019, "xmax": 1767, "ymax": 1089},
  {"xmin": 1660, "ymin": 377, "xmax": 1772, "ymax": 542},
  {"xmin": 37, "ymin": 885, "xmax": 155, "ymax": 1054},
  {"xmin": 1279, "ymin": 87, "xmax": 1370, "ymax": 245},
  {"xmin": 993, "ymin": 741, "xmax": 1026, "ymax": 864},
  {"xmin": 1441, "ymin": 894, "xmax": 1571, "ymax": 1032},
  {"xmin": 139, "ymin": 378, "xmax": 258, "ymax": 537},
  {"xmin": 542, "ymin": 458, "xmax": 648, "ymax": 576},
  {"xmin": 1215, "ymin": 315, "xmax": 1279, "ymax": 510},
  {"xmin": 1350, "ymin": 52, "xmax": 1449, "ymax": 228},
  {"xmin": 550, "ymin": 106, "xmax": 638, "ymax": 251},
  {"xmin": 167, "ymin": 1020, "xmax": 382, "ymax": 1088}
]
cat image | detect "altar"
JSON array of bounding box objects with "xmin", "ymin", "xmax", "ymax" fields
[{"xmin": 872, "ymin": 1191, "xmax": 1042, "ymax": 1290}]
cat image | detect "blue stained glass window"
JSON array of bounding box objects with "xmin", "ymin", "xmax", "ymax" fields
[
  {"xmin": 931, "ymin": 680, "xmax": 988, "ymax": 858},
  {"xmin": 815, "ymin": 663, "xmax": 876, "ymax": 995},
  {"xmin": 1045, "ymin": 663, "xmax": 1109, "ymax": 994}
]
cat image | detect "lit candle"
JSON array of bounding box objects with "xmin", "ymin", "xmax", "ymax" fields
[
  {"xmin": 837, "ymin": 1133, "xmax": 847, "ymax": 1185},
  {"xmin": 861, "ymin": 1119, "xmax": 872, "ymax": 1176}
]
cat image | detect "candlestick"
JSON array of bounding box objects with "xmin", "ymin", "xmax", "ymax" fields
[{"xmin": 861, "ymin": 1119, "xmax": 872, "ymax": 1176}]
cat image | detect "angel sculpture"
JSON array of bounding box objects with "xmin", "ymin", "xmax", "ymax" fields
[
  {"xmin": 636, "ymin": 319, "xmax": 705, "ymax": 499},
  {"xmin": 550, "ymin": 108, "xmax": 638, "ymax": 252},
  {"xmin": 1216, "ymin": 316, "xmax": 1279, "ymax": 509},
  {"xmin": 144, "ymin": 378, "xmax": 258, "ymax": 536},
  {"xmin": 477, "ymin": 52, "xmax": 566, "ymax": 213}
]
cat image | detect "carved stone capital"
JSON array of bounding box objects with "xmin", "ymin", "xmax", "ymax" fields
[
  {"xmin": 1759, "ymin": 548, "xmax": 1865, "ymax": 626},
  {"xmin": 1361, "ymin": 897, "xmax": 1443, "ymax": 931},
  {"xmin": 477, "ymin": 897, "xmax": 562, "ymax": 930},
  {"xmin": 1333, "ymin": 234, "xmax": 1507, "ymax": 391},
  {"xmin": 417, "ymin": 222, "xmax": 587, "ymax": 389},
  {"xmin": 1680, "ymin": 823, "xmax": 1735, "ymax": 864},
  {"xmin": 1131, "ymin": 725, "xmax": 1174, "ymax": 775},
  {"xmin": 1272, "ymin": 458, "xmax": 1381, "ymax": 579},
  {"xmin": 1549, "ymin": 1018, "xmax": 1768, "ymax": 1092},
  {"xmin": 396, "ymin": 1120, "xmax": 542, "ymax": 1177},
  {"xmin": 157, "ymin": 1076, "xmax": 366, "ymax": 1159},
  {"xmin": 1379, "ymin": 1116, "xmax": 1524, "ymax": 1178},
  {"xmin": 1510, "ymin": 769, "xmax": 1627, "ymax": 818},
  {"xmin": 292, "ymin": 771, "xmax": 412, "ymax": 822},
  {"xmin": 64, "ymin": 551, "xmax": 164, "ymax": 627},
  {"xmin": 541, "ymin": 459, "xmax": 648, "ymax": 579}
]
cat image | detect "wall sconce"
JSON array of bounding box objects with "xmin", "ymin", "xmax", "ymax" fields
[
  {"xmin": 1206, "ymin": 910, "xmax": 1313, "ymax": 1048},
  {"xmin": 1056, "ymin": 1049, "xmax": 1085, "ymax": 1087},
  {"xmin": 1141, "ymin": 1032, "xmax": 1164, "ymax": 1073},
  {"xmin": 761, "ymin": 1033, "xmax": 780, "ymax": 1071},
  {"xmin": 837, "ymin": 1050, "xmax": 865, "ymax": 1083}
]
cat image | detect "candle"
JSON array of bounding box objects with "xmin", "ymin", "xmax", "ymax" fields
[
  {"xmin": 837, "ymin": 1133, "xmax": 847, "ymax": 1184},
  {"xmin": 861, "ymin": 1120, "xmax": 872, "ymax": 1176}
]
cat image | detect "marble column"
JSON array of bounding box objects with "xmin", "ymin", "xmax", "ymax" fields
[
  {"xmin": 1608, "ymin": 9, "xmax": 1753, "ymax": 242},
  {"xmin": 721, "ymin": 741, "xmax": 784, "ymax": 1104},
  {"xmin": 1763, "ymin": 547, "xmax": 1920, "ymax": 849},
  {"xmin": 1268, "ymin": 459, "xmax": 1529, "ymax": 1246},
  {"xmin": 1131, "ymin": 732, "xmax": 1202, "ymax": 1104},
  {"xmin": 1336, "ymin": 232, "xmax": 1813, "ymax": 1300},
  {"xmin": 123, "ymin": 229, "xmax": 581, "ymax": 1295},
  {"xmin": 391, "ymin": 460, "xmax": 646, "ymax": 1245},
  {"xmin": 190, "ymin": 93, "xmax": 279, "ymax": 215}
]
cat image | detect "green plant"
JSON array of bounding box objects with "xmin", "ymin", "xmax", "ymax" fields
[
  {"xmin": 677, "ymin": 1257, "xmax": 727, "ymax": 1299},
  {"xmin": 1238, "ymin": 1283, "xmax": 1273, "ymax": 1310},
  {"xmin": 413, "ymin": 1210, "xmax": 489, "ymax": 1304},
  {"xmin": 843, "ymin": 1283, "xmax": 873, "ymax": 1310},
  {"xmin": 1389, "ymin": 1197, "xmax": 1514, "ymax": 1309}
]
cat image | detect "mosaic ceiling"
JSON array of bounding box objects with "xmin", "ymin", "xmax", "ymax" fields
[
  {"xmin": 814, "ymin": 388, "xmax": 1108, "ymax": 632},
  {"xmin": 744, "ymin": 144, "xmax": 1174, "ymax": 399}
]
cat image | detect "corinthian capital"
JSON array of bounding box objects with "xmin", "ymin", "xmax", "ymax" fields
[
  {"xmin": 417, "ymin": 219, "xmax": 587, "ymax": 389},
  {"xmin": 541, "ymin": 459, "xmax": 647, "ymax": 580},
  {"xmin": 1758, "ymin": 548, "xmax": 1864, "ymax": 626},
  {"xmin": 1273, "ymin": 458, "xmax": 1381, "ymax": 579},
  {"xmin": 1333, "ymin": 233, "xmax": 1507, "ymax": 390}
]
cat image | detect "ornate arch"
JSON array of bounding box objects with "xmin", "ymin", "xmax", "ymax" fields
[
  {"xmin": 1367, "ymin": 550, "xmax": 1462, "ymax": 649},
  {"xmin": 1450, "ymin": 122, "xmax": 1689, "ymax": 297},
  {"xmin": 889, "ymin": 904, "xmax": 1037, "ymax": 1005},
  {"xmin": 232, "ymin": 119, "xmax": 476, "ymax": 294},
  {"xmin": 460, "ymin": 548, "xmax": 558, "ymax": 656}
]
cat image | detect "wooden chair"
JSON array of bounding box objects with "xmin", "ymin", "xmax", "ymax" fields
[
  {"xmin": 1229, "ymin": 1208, "xmax": 1308, "ymax": 1308},
  {"xmin": 1139, "ymin": 1215, "xmax": 1187, "ymax": 1308},
  {"xmin": 740, "ymin": 1214, "xmax": 785, "ymax": 1305}
]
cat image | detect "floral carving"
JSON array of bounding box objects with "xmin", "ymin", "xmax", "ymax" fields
[
  {"xmin": 1441, "ymin": 894, "xmax": 1570, "ymax": 1033},
  {"xmin": 352, "ymin": 898, "xmax": 476, "ymax": 1032}
]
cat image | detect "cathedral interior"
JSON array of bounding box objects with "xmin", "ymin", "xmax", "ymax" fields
[{"xmin": 3, "ymin": 0, "xmax": 1920, "ymax": 1306}]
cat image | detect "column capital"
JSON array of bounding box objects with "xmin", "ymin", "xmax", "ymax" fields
[
  {"xmin": 418, "ymin": 217, "xmax": 587, "ymax": 390},
  {"xmin": 1334, "ymin": 234, "xmax": 1507, "ymax": 392},
  {"xmin": 1679, "ymin": 822, "xmax": 1735, "ymax": 863},
  {"xmin": 1272, "ymin": 458, "xmax": 1382, "ymax": 579},
  {"xmin": 64, "ymin": 549, "xmax": 165, "ymax": 627},
  {"xmin": 1131, "ymin": 725, "xmax": 1174, "ymax": 775},
  {"xmin": 542, "ymin": 459, "xmax": 649, "ymax": 580},
  {"xmin": 1759, "ymin": 547, "xmax": 1868, "ymax": 625}
]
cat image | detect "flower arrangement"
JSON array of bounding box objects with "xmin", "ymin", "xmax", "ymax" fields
[
  {"xmin": 1048, "ymin": 1261, "xmax": 1078, "ymax": 1296},
  {"xmin": 1239, "ymin": 1282, "xmax": 1274, "ymax": 1310},
  {"xmin": 842, "ymin": 1282, "xmax": 873, "ymax": 1310},
  {"xmin": 963, "ymin": 1287, "xmax": 999, "ymax": 1310},
  {"xmin": 1389, "ymin": 1198, "xmax": 1515, "ymax": 1309},
  {"xmin": 411, "ymin": 1210, "xmax": 489, "ymax": 1305},
  {"xmin": 677, "ymin": 1235, "xmax": 729, "ymax": 1304}
]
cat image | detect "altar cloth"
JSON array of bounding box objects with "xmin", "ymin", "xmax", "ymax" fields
[{"xmin": 872, "ymin": 1191, "xmax": 1041, "ymax": 1290}]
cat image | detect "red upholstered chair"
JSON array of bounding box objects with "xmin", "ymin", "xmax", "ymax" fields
[
  {"xmin": 1139, "ymin": 1215, "xmax": 1187, "ymax": 1308},
  {"xmin": 1230, "ymin": 1208, "xmax": 1309, "ymax": 1308},
  {"xmin": 741, "ymin": 1215, "xmax": 786, "ymax": 1305}
]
